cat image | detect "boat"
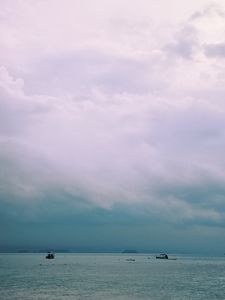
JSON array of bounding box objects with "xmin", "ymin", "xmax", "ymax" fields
[
  {"xmin": 156, "ymin": 253, "xmax": 177, "ymax": 260},
  {"xmin": 156, "ymin": 253, "xmax": 168, "ymax": 259},
  {"xmin": 126, "ymin": 258, "xmax": 135, "ymax": 262},
  {"xmin": 45, "ymin": 252, "xmax": 55, "ymax": 259}
]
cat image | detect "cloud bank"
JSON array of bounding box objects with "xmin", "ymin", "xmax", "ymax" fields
[{"xmin": 1, "ymin": 0, "xmax": 225, "ymax": 252}]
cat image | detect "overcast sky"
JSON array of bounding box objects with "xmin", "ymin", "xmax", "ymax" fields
[{"xmin": 1, "ymin": 0, "xmax": 225, "ymax": 254}]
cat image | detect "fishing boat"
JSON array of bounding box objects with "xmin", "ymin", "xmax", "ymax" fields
[
  {"xmin": 156, "ymin": 253, "xmax": 168, "ymax": 259},
  {"xmin": 126, "ymin": 258, "xmax": 136, "ymax": 262},
  {"xmin": 156, "ymin": 253, "xmax": 177, "ymax": 260},
  {"xmin": 45, "ymin": 252, "xmax": 55, "ymax": 259}
]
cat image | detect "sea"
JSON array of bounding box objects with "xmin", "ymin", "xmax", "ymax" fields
[{"xmin": 0, "ymin": 253, "xmax": 225, "ymax": 300}]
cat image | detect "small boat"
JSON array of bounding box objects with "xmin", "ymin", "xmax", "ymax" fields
[
  {"xmin": 126, "ymin": 258, "xmax": 135, "ymax": 262},
  {"xmin": 156, "ymin": 253, "xmax": 168, "ymax": 259},
  {"xmin": 45, "ymin": 252, "xmax": 55, "ymax": 259},
  {"xmin": 156, "ymin": 253, "xmax": 177, "ymax": 260}
]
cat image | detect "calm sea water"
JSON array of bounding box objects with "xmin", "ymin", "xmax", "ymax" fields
[{"xmin": 0, "ymin": 253, "xmax": 225, "ymax": 300}]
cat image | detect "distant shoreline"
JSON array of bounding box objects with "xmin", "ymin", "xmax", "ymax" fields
[{"xmin": 0, "ymin": 251, "xmax": 224, "ymax": 257}]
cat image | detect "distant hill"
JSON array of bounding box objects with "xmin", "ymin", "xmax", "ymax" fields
[
  {"xmin": 17, "ymin": 249, "xmax": 71, "ymax": 253},
  {"xmin": 122, "ymin": 250, "xmax": 139, "ymax": 254},
  {"xmin": 38, "ymin": 249, "xmax": 71, "ymax": 253}
]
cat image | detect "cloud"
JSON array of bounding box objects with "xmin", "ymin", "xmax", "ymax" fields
[
  {"xmin": 204, "ymin": 42, "xmax": 225, "ymax": 58},
  {"xmin": 1, "ymin": 64, "xmax": 225, "ymax": 224},
  {"xmin": 1, "ymin": 1, "xmax": 225, "ymax": 252},
  {"xmin": 164, "ymin": 25, "xmax": 199, "ymax": 59}
]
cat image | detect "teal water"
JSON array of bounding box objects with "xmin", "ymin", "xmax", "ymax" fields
[{"xmin": 0, "ymin": 253, "xmax": 225, "ymax": 299}]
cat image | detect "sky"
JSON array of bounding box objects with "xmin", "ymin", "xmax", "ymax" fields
[{"xmin": 1, "ymin": 0, "xmax": 225, "ymax": 254}]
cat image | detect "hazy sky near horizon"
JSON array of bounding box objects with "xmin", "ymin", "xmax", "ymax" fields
[{"xmin": 1, "ymin": 0, "xmax": 225, "ymax": 253}]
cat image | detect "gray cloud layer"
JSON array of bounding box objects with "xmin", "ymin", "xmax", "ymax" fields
[{"xmin": 1, "ymin": 1, "xmax": 225, "ymax": 252}]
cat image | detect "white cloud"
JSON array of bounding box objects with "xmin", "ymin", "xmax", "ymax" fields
[{"xmin": 1, "ymin": 1, "xmax": 225, "ymax": 224}]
